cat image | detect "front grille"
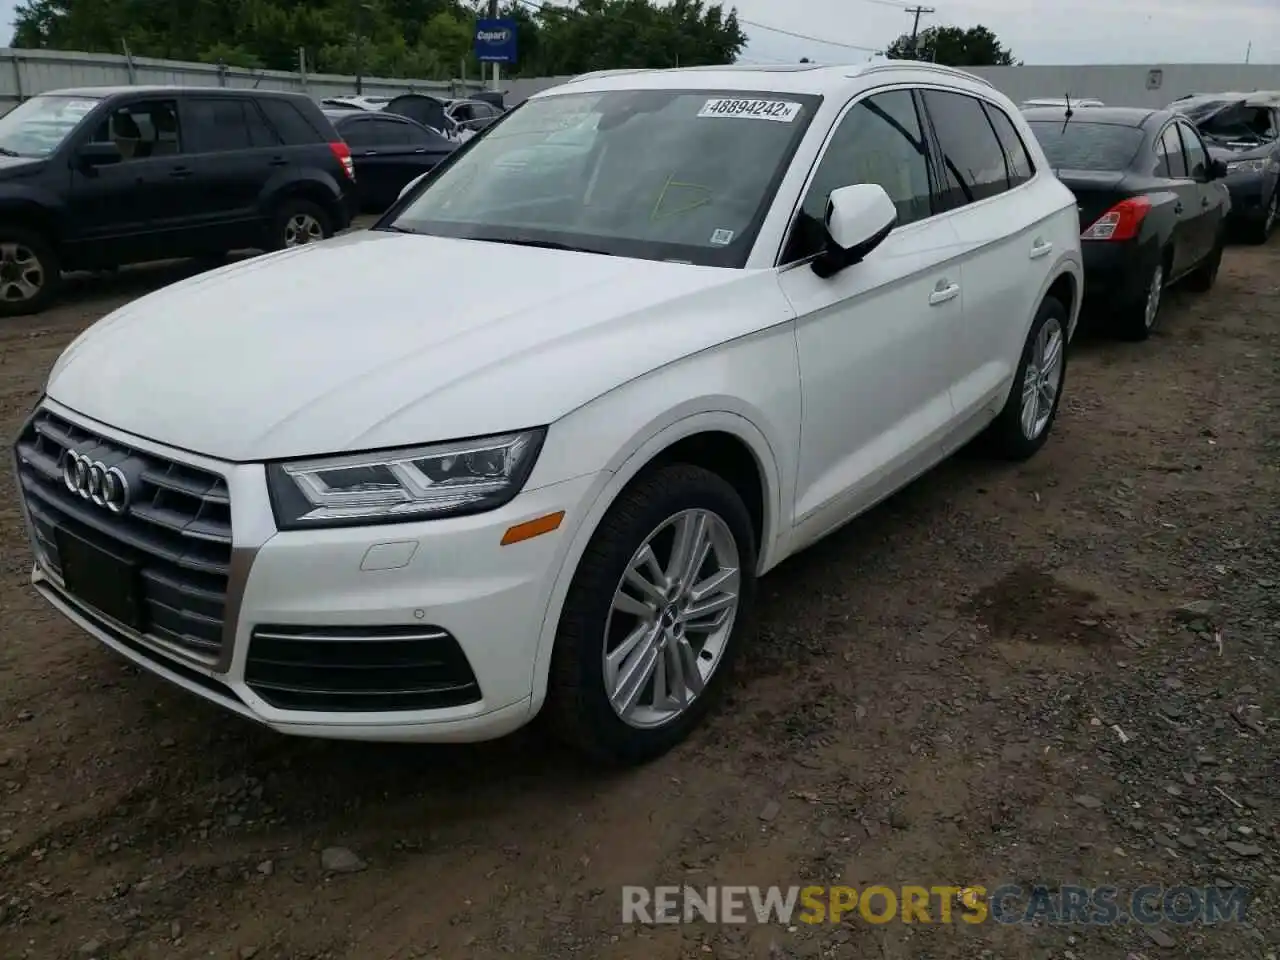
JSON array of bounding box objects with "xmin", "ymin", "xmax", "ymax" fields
[
  {"xmin": 245, "ymin": 625, "xmax": 482, "ymax": 712},
  {"xmin": 14, "ymin": 409, "xmax": 233, "ymax": 663}
]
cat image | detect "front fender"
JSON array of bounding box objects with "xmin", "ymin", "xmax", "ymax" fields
[{"xmin": 522, "ymin": 327, "xmax": 802, "ymax": 716}]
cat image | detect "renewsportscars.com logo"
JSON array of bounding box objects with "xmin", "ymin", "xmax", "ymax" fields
[{"xmin": 621, "ymin": 884, "xmax": 1251, "ymax": 926}]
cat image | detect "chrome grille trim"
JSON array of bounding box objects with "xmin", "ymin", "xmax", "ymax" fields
[{"xmin": 14, "ymin": 408, "xmax": 234, "ymax": 665}]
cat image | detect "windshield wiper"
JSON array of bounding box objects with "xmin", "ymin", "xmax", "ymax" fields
[
  {"xmin": 0, "ymin": 147, "xmax": 21, "ymax": 157},
  {"xmin": 478, "ymin": 237, "xmax": 614, "ymax": 256}
]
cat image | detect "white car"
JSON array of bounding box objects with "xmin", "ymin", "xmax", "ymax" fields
[{"xmin": 15, "ymin": 61, "xmax": 1082, "ymax": 765}]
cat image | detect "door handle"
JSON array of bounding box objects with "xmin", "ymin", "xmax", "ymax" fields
[
  {"xmin": 1201, "ymin": 197, "xmax": 1210, "ymax": 207},
  {"xmin": 1174, "ymin": 202, "xmax": 1184, "ymax": 214},
  {"xmin": 268, "ymin": 157, "xmax": 288, "ymax": 167},
  {"xmin": 364, "ymin": 150, "xmax": 379, "ymax": 156},
  {"xmin": 169, "ymin": 167, "xmax": 193, "ymax": 178},
  {"xmin": 1029, "ymin": 239, "xmax": 1053, "ymax": 259},
  {"xmin": 414, "ymin": 148, "xmax": 427, "ymax": 154},
  {"xmin": 929, "ymin": 282, "xmax": 960, "ymax": 306}
]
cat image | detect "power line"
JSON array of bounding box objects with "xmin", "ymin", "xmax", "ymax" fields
[{"xmin": 737, "ymin": 19, "xmax": 880, "ymax": 53}]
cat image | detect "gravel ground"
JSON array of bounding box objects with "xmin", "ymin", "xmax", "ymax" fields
[{"xmin": 0, "ymin": 229, "xmax": 1276, "ymax": 960}]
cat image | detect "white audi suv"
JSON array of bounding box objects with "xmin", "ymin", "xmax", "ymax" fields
[{"xmin": 15, "ymin": 61, "xmax": 1083, "ymax": 765}]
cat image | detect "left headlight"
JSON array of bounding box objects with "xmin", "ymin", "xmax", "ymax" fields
[{"xmin": 267, "ymin": 429, "xmax": 546, "ymax": 529}]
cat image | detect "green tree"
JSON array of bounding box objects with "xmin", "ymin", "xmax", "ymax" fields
[
  {"xmin": 9, "ymin": 0, "xmax": 747, "ymax": 81},
  {"xmin": 884, "ymin": 24, "xmax": 1017, "ymax": 66}
]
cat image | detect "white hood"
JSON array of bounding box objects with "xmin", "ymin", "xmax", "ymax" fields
[{"xmin": 47, "ymin": 230, "xmax": 785, "ymax": 462}]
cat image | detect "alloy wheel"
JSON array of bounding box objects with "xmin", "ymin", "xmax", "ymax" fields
[
  {"xmin": 603, "ymin": 508, "xmax": 741, "ymax": 729},
  {"xmin": 1020, "ymin": 315, "xmax": 1065, "ymax": 441},
  {"xmin": 283, "ymin": 213, "xmax": 324, "ymax": 247},
  {"xmin": 0, "ymin": 242, "xmax": 44, "ymax": 303}
]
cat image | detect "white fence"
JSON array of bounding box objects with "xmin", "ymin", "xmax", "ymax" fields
[{"xmin": 0, "ymin": 47, "xmax": 486, "ymax": 112}]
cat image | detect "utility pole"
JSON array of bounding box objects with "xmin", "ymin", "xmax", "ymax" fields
[{"xmin": 904, "ymin": 5, "xmax": 935, "ymax": 59}]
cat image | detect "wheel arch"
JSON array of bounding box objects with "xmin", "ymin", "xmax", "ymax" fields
[{"xmin": 525, "ymin": 409, "xmax": 784, "ymax": 719}]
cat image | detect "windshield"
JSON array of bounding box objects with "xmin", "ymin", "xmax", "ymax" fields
[
  {"xmin": 1026, "ymin": 121, "xmax": 1145, "ymax": 171},
  {"xmin": 1195, "ymin": 104, "xmax": 1276, "ymax": 143},
  {"xmin": 0, "ymin": 94, "xmax": 101, "ymax": 157},
  {"xmin": 388, "ymin": 88, "xmax": 821, "ymax": 266}
]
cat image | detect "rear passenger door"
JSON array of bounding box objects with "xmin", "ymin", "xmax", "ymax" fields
[
  {"xmin": 1155, "ymin": 123, "xmax": 1201, "ymax": 276},
  {"xmin": 920, "ymin": 89, "xmax": 1058, "ymax": 420},
  {"xmin": 178, "ymin": 96, "xmax": 282, "ymax": 249},
  {"xmin": 1175, "ymin": 120, "xmax": 1223, "ymax": 263}
]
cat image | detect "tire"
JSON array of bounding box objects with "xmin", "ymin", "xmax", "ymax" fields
[
  {"xmin": 266, "ymin": 198, "xmax": 332, "ymax": 252},
  {"xmin": 545, "ymin": 463, "xmax": 758, "ymax": 766},
  {"xmin": 1184, "ymin": 231, "xmax": 1224, "ymax": 293},
  {"xmin": 980, "ymin": 295, "xmax": 1069, "ymax": 462},
  {"xmin": 1116, "ymin": 256, "xmax": 1167, "ymax": 342},
  {"xmin": 1245, "ymin": 190, "xmax": 1277, "ymax": 245},
  {"xmin": 0, "ymin": 227, "xmax": 61, "ymax": 318}
]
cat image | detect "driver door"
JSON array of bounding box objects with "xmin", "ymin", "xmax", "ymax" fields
[
  {"xmin": 63, "ymin": 98, "xmax": 193, "ymax": 266},
  {"xmin": 776, "ymin": 88, "xmax": 964, "ymax": 551}
]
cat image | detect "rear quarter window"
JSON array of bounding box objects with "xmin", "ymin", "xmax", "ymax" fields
[
  {"xmin": 1025, "ymin": 121, "xmax": 1145, "ymax": 171},
  {"xmin": 257, "ymin": 98, "xmax": 326, "ymax": 144}
]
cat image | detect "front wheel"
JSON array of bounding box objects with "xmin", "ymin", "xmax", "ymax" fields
[
  {"xmin": 1246, "ymin": 190, "xmax": 1277, "ymax": 245},
  {"xmin": 980, "ymin": 295, "xmax": 1069, "ymax": 461},
  {"xmin": 0, "ymin": 228, "xmax": 60, "ymax": 318},
  {"xmin": 546, "ymin": 463, "xmax": 758, "ymax": 766}
]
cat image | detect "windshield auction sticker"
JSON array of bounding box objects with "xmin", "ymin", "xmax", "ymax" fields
[{"xmin": 697, "ymin": 98, "xmax": 801, "ymax": 122}]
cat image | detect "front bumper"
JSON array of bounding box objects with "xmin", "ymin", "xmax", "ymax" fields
[{"xmin": 16, "ymin": 400, "xmax": 599, "ymax": 743}]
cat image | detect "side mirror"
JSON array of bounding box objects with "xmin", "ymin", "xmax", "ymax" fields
[
  {"xmin": 812, "ymin": 183, "xmax": 898, "ymax": 279},
  {"xmin": 77, "ymin": 142, "xmax": 122, "ymax": 168},
  {"xmin": 1209, "ymin": 158, "xmax": 1229, "ymax": 179}
]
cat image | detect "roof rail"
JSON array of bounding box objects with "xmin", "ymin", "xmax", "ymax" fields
[
  {"xmin": 858, "ymin": 60, "xmax": 994, "ymax": 89},
  {"xmin": 565, "ymin": 67, "xmax": 655, "ymax": 84}
]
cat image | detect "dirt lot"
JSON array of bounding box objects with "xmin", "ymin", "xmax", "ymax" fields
[{"xmin": 0, "ymin": 232, "xmax": 1277, "ymax": 960}]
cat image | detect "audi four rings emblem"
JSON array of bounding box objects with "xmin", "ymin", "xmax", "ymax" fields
[{"xmin": 61, "ymin": 450, "xmax": 131, "ymax": 514}]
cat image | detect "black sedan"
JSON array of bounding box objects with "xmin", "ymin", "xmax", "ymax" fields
[
  {"xmin": 1170, "ymin": 92, "xmax": 1280, "ymax": 244},
  {"xmin": 323, "ymin": 109, "xmax": 456, "ymax": 213},
  {"xmin": 1023, "ymin": 106, "xmax": 1231, "ymax": 341}
]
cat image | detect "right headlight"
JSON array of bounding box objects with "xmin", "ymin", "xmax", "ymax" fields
[
  {"xmin": 1225, "ymin": 158, "xmax": 1267, "ymax": 175},
  {"xmin": 266, "ymin": 428, "xmax": 546, "ymax": 530}
]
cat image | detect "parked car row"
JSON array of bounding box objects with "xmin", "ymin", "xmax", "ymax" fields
[
  {"xmin": 0, "ymin": 85, "xmax": 357, "ymax": 316},
  {"xmin": 7, "ymin": 62, "xmax": 1275, "ymax": 769}
]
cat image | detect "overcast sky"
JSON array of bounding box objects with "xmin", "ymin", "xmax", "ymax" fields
[
  {"xmin": 1, "ymin": 0, "xmax": 1277, "ymax": 66},
  {"xmin": 733, "ymin": 0, "xmax": 1278, "ymax": 66}
]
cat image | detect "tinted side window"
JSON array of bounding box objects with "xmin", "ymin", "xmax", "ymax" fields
[
  {"xmin": 982, "ymin": 102, "xmax": 1035, "ymax": 187},
  {"xmin": 185, "ymin": 99, "xmax": 260, "ymax": 152},
  {"xmin": 244, "ymin": 102, "xmax": 279, "ymax": 147},
  {"xmin": 401, "ymin": 122, "xmax": 436, "ymax": 146},
  {"xmin": 372, "ymin": 120, "xmax": 414, "ymax": 145},
  {"xmin": 784, "ymin": 89, "xmax": 934, "ymax": 262},
  {"xmin": 91, "ymin": 100, "xmax": 181, "ymax": 160},
  {"xmin": 1176, "ymin": 122, "xmax": 1208, "ymax": 179},
  {"xmin": 923, "ymin": 90, "xmax": 1013, "ymax": 208},
  {"xmin": 258, "ymin": 98, "xmax": 323, "ymax": 144},
  {"xmin": 1158, "ymin": 126, "xmax": 1187, "ymax": 178},
  {"xmin": 341, "ymin": 120, "xmax": 379, "ymax": 147}
]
